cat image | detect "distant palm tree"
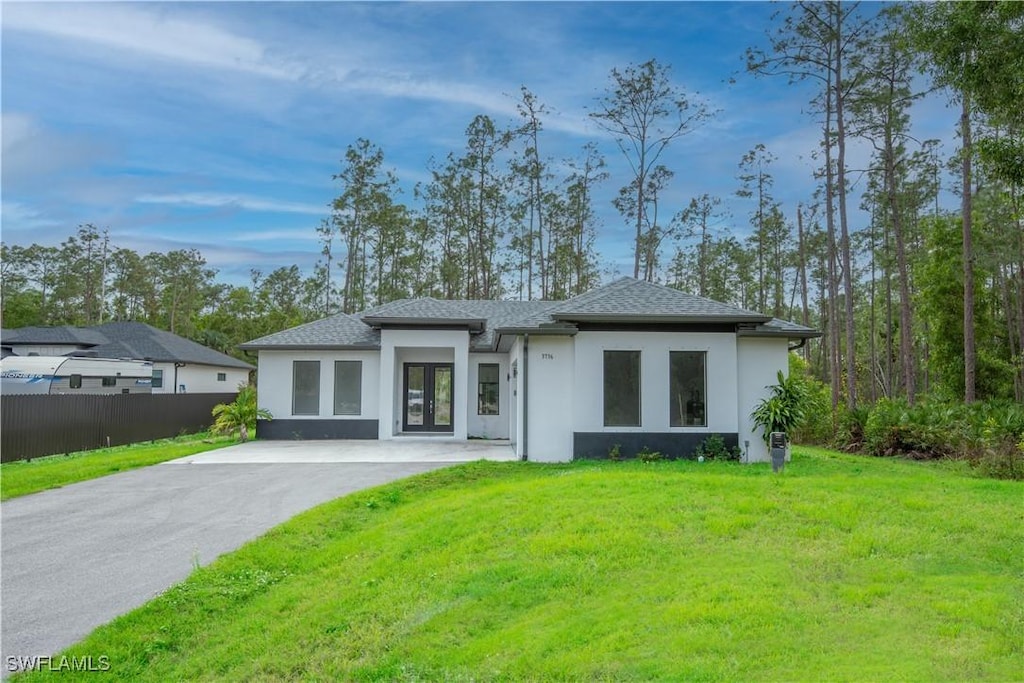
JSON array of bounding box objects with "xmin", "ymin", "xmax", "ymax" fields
[{"xmin": 212, "ymin": 385, "xmax": 272, "ymax": 442}]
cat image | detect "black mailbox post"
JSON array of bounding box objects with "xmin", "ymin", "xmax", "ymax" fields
[{"xmin": 770, "ymin": 432, "xmax": 787, "ymax": 472}]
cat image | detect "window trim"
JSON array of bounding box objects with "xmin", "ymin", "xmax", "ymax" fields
[
  {"xmin": 292, "ymin": 360, "xmax": 320, "ymax": 416},
  {"xmin": 151, "ymin": 369, "xmax": 163, "ymax": 389},
  {"xmin": 477, "ymin": 363, "xmax": 500, "ymax": 415},
  {"xmin": 217, "ymin": 372, "xmax": 227, "ymax": 382},
  {"xmin": 669, "ymin": 350, "xmax": 708, "ymax": 428},
  {"xmin": 603, "ymin": 350, "xmax": 642, "ymax": 428},
  {"xmin": 333, "ymin": 360, "xmax": 362, "ymax": 416}
]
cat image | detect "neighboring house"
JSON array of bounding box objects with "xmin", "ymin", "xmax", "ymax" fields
[
  {"xmin": 2, "ymin": 322, "xmax": 253, "ymax": 393},
  {"xmin": 239, "ymin": 278, "xmax": 819, "ymax": 463}
]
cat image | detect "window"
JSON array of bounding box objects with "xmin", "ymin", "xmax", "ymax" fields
[
  {"xmin": 477, "ymin": 363, "xmax": 499, "ymax": 415},
  {"xmin": 292, "ymin": 361, "xmax": 320, "ymax": 415},
  {"xmin": 217, "ymin": 372, "xmax": 227, "ymax": 382},
  {"xmin": 152, "ymin": 369, "xmax": 163, "ymax": 389},
  {"xmin": 69, "ymin": 374, "xmax": 82, "ymax": 389},
  {"xmin": 102, "ymin": 376, "xmax": 116, "ymax": 387},
  {"xmin": 604, "ymin": 351, "xmax": 641, "ymax": 427},
  {"xmin": 670, "ymin": 351, "xmax": 707, "ymax": 427},
  {"xmin": 333, "ymin": 361, "xmax": 362, "ymax": 415}
]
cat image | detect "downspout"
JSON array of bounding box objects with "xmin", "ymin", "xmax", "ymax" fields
[
  {"xmin": 788, "ymin": 338, "xmax": 807, "ymax": 352},
  {"xmin": 522, "ymin": 334, "xmax": 529, "ymax": 462},
  {"xmin": 173, "ymin": 362, "xmax": 186, "ymax": 393}
]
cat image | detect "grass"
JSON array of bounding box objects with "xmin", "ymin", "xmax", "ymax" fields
[
  {"xmin": 20, "ymin": 447, "xmax": 1024, "ymax": 681},
  {"xmin": 0, "ymin": 433, "xmax": 236, "ymax": 501}
]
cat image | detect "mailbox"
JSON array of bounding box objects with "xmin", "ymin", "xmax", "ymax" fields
[{"xmin": 770, "ymin": 431, "xmax": 787, "ymax": 473}]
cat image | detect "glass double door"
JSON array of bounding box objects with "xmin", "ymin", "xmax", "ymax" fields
[{"xmin": 403, "ymin": 363, "xmax": 453, "ymax": 432}]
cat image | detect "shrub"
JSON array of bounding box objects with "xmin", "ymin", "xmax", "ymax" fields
[
  {"xmin": 858, "ymin": 398, "xmax": 1024, "ymax": 478},
  {"xmin": 636, "ymin": 447, "xmax": 665, "ymax": 463},
  {"xmin": 751, "ymin": 370, "xmax": 813, "ymax": 443},
  {"xmin": 212, "ymin": 385, "xmax": 273, "ymax": 442},
  {"xmin": 608, "ymin": 443, "xmax": 622, "ymax": 461},
  {"xmin": 693, "ymin": 434, "xmax": 741, "ymax": 461}
]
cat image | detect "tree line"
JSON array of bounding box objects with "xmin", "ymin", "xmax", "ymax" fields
[{"xmin": 2, "ymin": 1, "xmax": 1020, "ymax": 409}]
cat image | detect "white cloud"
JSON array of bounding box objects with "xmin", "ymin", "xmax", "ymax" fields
[
  {"xmin": 136, "ymin": 193, "xmax": 327, "ymax": 216},
  {"xmin": 2, "ymin": 3, "xmax": 303, "ymax": 80}
]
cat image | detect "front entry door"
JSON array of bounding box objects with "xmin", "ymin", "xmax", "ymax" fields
[{"xmin": 403, "ymin": 363, "xmax": 454, "ymax": 432}]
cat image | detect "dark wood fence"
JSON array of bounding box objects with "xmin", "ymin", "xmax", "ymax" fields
[{"xmin": 1, "ymin": 393, "xmax": 237, "ymax": 462}]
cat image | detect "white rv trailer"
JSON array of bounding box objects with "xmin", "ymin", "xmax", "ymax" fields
[{"xmin": 0, "ymin": 356, "xmax": 153, "ymax": 395}]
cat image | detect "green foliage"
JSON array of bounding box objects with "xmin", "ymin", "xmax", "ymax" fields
[
  {"xmin": 44, "ymin": 454, "xmax": 1023, "ymax": 682},
  {"xmin": 211, "ymin": 386, "xmax": 272, "ymax": 442},
  {"xmin": 693, "ymin": 433, "xmax": 740, "ymax": 461},
  {"xmin": 861, "ymin": 398, "xmax": 1024, "ymax": 479},
  {"xmin": 607, "ymin": 443, "xmax": 622, "ymax": 461},
  {"xmin": 636, "ymin": 446, "xmax": 665, "ymax": 463},
  {"xmin": 750, "ymin": 369, "xmax": 814, "ymax": 444}
]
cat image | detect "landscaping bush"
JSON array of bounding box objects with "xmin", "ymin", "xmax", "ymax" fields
[{"xmin": 693, "ymin": 433, "xmax": 741, "ymax": 461}]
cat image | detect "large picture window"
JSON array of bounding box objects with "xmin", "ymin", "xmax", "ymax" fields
[
  {"xmin": 670, "ymin": 351, "xmax": 707, "ymax": 427},
  {"xmin": 292, "ymin": 360, "xmax": 320, "ymax": 415},
  {"xmin": 333, "ymin": 360, "xmax": 362, "ymax": 415},
  {"xmin": 604, "ymin": 351, "xmax": 641, "ymax": 427},
  {"xmin": 477, "ymin": 363, "xmax": 499, "ymax": 415}
]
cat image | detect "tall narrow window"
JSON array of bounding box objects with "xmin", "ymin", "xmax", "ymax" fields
[
  {"xmin": 670, "ymin": 351, "xmax": 707, "ymax": 427},
  {"xmin": 478, "ymin": 363, "xmax": 499, "ymax": 415},
  {"xmin": 69, "ymin": 374, "xmax": 82, "ymax": 389},
  {"xmin": 292, "ymin": 361, "xmax": 320, "ymax": 415},
  {"xmin": 334, "ymin": 361, "xmax": 362, "ymax": 415},
  {"xmin": 603, "ymin": 351, "xmax": 641, "ymax": 427},
  {"xmin": 152, "ymin": 369, "xmax": 163, "ymax": 389}
]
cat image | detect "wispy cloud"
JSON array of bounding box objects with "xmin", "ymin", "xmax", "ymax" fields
[
  {"xmin": 3, "ymin": 3, "xmax": 303, "ymax": 80},
  {"xmin": 136, "ymin": 193, "xmax": 327, "ymax": 216},
  {"xmin": 0, "ymin": 201, "xmax": 62, "ymax": 231}
]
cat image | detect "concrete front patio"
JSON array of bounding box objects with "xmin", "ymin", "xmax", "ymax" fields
[{"xmin": 167, "ymin": 438, "xmax": 517, "ymax": 464}]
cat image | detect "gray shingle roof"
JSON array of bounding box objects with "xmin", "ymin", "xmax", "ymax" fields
[
  {"xmin": 738, "ymin": 318, "xmax": 821, "ymax": 339},
  {"xmin": 549, "ymin": 277, "xmax": 770, "ymax": 322},
  {"xmin": 240, "ymin": 278, "xmax": 818, "ymax": 350},
  {"xmin": 239, "ymin": 314, "xmax": 380, "ymax": 350},
  {"xmin": 361, "ymin": 298, "xmax": 486, "ymax": 327},
  {"xmin": 2, "ymin": 322, "xmax": 254, "ymax": 369}
]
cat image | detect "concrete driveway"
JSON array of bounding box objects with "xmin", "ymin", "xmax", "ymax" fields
[{"xmin": 1, "ymin": 439, "xmax": 513, "ymax": 672}]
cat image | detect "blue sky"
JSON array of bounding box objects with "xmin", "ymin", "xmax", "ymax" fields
[{"xmin": 1, "ymin": 1, "xmax": 960, "ymax": 286}]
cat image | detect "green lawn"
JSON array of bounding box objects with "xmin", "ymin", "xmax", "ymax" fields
[
  {"xmin": 21, "ymin": 448, "xmax": 1024, "ymax": 681},
  {"xmin": 0, "ymin": 434, "xmax": 236, "ymax": 501}
]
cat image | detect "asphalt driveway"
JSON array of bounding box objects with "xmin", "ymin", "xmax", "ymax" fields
[{"xmin": 1, "ymin": 439, "xmax": 513, "ymax": 671}]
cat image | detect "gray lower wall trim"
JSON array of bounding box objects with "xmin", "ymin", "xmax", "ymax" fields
[
  {"xmin": 257, "ymin": 419, "xmax": 379, "ymax": 440},
  {"xmin": 573, "ymin": 432, "xmax": 739, "ymax": 460}
]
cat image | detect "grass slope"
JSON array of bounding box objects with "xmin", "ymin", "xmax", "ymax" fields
[
  {"xmin": 25, "ymin": 449, "xmax": 1023, "ymax": 681},
  {"xmin": 0, "ymin": 434, "xmax": 235, "ymax": 501}
]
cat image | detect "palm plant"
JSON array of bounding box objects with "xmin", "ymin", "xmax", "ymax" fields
[
  {"xmin": 751, "ymin": 370, "xmax": 812, "ymax": 443},
  {"xmin": 212, "ymin": 385, "xmax": 272, "ymax": 442}
]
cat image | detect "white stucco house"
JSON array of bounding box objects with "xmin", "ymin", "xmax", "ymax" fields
[
  {"xmin": 1, "ymin": 321, "xmax": 253, "ymax": 393},
  {"xmin": 239, "ymin": 278, "xmax": 819, "ymax": 463}
]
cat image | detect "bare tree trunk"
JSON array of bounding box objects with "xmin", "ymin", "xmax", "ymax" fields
[
  {"xmin": 961, "ymin": 96, "xmax": 976, "ymax": 403},
  {"xmin": 834, "ymin": 13, "xmax": 857, "ymax": 411}
]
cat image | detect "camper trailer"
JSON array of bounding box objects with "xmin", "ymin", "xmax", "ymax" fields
[{"xmin": 0, "ymin": 356, "xmax": 153, "ymax": 395}]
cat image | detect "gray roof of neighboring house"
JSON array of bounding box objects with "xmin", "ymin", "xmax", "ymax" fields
[
  {"xmin": 239, "ymin": 278, "xmax": 820, "ymax": 351},
  {"xmin": 2, "ymin": 322, "xmax": 254, "ymax": 369}
]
